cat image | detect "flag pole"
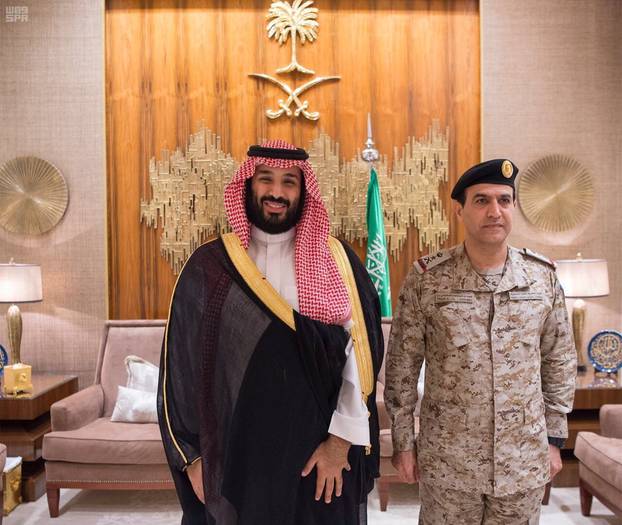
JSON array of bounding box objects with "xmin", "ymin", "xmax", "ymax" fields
[
  {"xmin": 362, "ymin": 113, "xmax": 392, "ymax": 317},
  {"xmin": 362, "ymin": 113, "xmax": 379, "ymax": 163}
]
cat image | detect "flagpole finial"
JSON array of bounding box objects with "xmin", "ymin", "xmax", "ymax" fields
[{"xmin": 362, "ymin": 112, "xmax": 379, "ymax": 163}]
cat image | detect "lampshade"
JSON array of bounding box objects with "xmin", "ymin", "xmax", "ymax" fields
[
  {"xmin": 0, "ymin": 262, "xmax": 43, "ymax": 303},
  {"xmin": 556, "ymin": 257, "xmax": 609, "ymax": 298}
]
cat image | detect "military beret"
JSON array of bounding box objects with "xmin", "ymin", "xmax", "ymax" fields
[{"xmin": 450, "ymin": 159, "xmax": 518, "ymax": 200}]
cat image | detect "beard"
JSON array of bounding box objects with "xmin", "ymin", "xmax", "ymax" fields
[{"xmin": 245, "ymin": 182, "xmax": 304, "ymax": 234}]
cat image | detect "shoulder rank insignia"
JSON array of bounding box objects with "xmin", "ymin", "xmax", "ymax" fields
[
  {"xmin": 521, "ymin": 248, "xmax": 556, "ymax": 269},
  {"xmin": 414, "ymin": 249, "xmax": 452, "ymax": 274}
]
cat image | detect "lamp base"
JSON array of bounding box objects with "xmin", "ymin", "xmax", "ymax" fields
[{"xmin": 3, "ymin": 363, "xmax": 33, "ymax": 395}]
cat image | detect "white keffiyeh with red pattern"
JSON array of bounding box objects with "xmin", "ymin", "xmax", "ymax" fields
[{"xmin": 223, "ymin": 139, "xmax": 351, "ymax": 325}]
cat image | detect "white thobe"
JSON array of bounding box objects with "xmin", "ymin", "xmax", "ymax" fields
[{"xmin": 248, "ymin": 226, "xmax": 370, "ymax": 446}]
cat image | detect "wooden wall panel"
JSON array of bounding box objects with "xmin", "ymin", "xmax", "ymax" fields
[{"xmin": 106, "ymin": 0, "xmax": 480, "ymax": 319}]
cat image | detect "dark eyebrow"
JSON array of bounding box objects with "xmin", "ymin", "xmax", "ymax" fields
[{"xmin": 472, "ymin": 192, "xmax": 512, "ymax": 200}]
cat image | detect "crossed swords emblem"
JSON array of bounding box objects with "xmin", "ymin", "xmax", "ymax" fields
[{"xmin": 249, "ymin": 73, "xmax": 340, "ymax": 121}]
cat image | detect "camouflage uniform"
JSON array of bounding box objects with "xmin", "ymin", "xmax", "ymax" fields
[
  {"xmin": 419, "ymin": 483, "xmax": 545, "ymax": 525},
  {"xmin": 384, "ymin": 244, "xmax": 576, "ymax": 521}
]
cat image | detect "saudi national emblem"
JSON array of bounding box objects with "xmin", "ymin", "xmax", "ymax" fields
[{"xmin": 249, "ymin": 0, "xmax": 340, "ymax": 121}]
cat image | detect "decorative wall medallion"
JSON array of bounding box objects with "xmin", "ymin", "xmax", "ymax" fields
[
  {"xmin": 518, "ymin": 154, "xmax": 594, "ymax": 232},
  {"xmin": 249, "ymin": 0, "xmax": 340, "ymax": 121},
  {"xmin": 0, "ymin": 156, "xmax": 69, "ymax": 235},
  {"xmin": 141, "ymin": 122, "xmax": 449, "ymax": 274},
  {"xmin": 588, "ymin": 330, "xmax": 622, "ymax": 374}
]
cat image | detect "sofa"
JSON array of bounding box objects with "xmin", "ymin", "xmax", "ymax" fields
[
  {"xmin": 42, "ymin": 320, "xmax": 174, "ymax": 517},
  {"xmin": 574, "ymin": 404, "xmax": 622, "ymax": 518}
]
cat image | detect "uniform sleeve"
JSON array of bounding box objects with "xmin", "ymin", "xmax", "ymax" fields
[
  {"xmin": 540, "ymin": 273, "xmax": 577, "ymax": 439},
  {"xmin": 384, "ymin": 267, "xmax": 426, "ymax": 452},
  {"xmin": 157, "ymin": 257, "xmax": 205, "ymax": 472}
]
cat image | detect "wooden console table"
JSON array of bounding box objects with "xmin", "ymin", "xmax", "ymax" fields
[
  {"xmin": 0, "ymin": 374, "xmax": 78, "ymax": 502},
  {"xmin": 553, "ymin": 369, "xmax": 622, "ymax": 487}
]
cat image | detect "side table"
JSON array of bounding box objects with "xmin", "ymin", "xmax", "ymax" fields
[{"xmin": 0, "ymin": 374, "xmax": 78, "ymax": 502}]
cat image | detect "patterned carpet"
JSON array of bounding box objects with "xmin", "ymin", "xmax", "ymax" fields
[{"xmin": 6, "ymin": 485, "xmax": 621, "ymax": 524}]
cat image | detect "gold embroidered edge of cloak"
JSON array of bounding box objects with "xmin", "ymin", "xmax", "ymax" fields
[
  {"xmin": 162, "ymin": 243, "xmax": 198, "ymax": 467},
  {"xmin": 222, "ymin": 232, "xmax": 296, "ymax": 331},
  {"xmin": 327, "ymin": 236, "xmax": 374, "ymax": 400}
]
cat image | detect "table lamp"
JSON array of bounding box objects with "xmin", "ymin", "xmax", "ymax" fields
[
  {"xmin": 0, "ymin": 259, "xmax": 42, "ymax": 394},
  {"xmin": 556, "ymin": 254, "xmax": 609, "ymax": 372}
]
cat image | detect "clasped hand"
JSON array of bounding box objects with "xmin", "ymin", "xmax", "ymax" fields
[{"xmin": 301, "ymin": 435, "xmax": 351, "ymax": 504}]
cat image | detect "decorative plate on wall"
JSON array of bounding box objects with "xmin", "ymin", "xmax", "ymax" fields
[
  {"xmin": 0, "ymin": 156, "xmax": 69, "ymax": 235},
  {"xmin": 0, "ymin": 344, "xmax": 7, "ymax": 377},
  {"xmin": 517, "ymin": 154, "xmax": 594, "ymax": 232},
  {"xmin": 588, "ymin": 330, "xmax": 622, "ymax": 374}
]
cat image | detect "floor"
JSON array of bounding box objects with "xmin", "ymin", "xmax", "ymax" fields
[{"xmin": 5, "ymin": 484, "xmax": 621, "ymax": 524}]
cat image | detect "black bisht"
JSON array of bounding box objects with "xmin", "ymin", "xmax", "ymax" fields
[{"xmin": 157, "ymin": 238, "xmax": 384, "ymax": 525}]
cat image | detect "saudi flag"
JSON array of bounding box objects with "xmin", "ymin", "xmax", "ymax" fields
[{"xmin": 365, "ymin": 168, "xmax": 392, "ymax": 316}]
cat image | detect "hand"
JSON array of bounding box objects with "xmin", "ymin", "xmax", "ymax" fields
[
  {"xmin": 301, "ymin": 435, "xmax": 351, "ymax": 503},
  {"xmin": 549, "ymin": 444, "xmax": 563, "ymax": 479},
  {"xmin": 391, "ymin": 449, "xmax": 418, "ymax": 484},
  {"xmin": 186, "ymin": 459, "xmax": 205, "ymax": 503}
]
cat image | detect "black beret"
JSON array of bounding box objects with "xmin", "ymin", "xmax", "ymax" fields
[{"xmin": 450, "ymin": 159, "xmax": 518, "ymax": 200}]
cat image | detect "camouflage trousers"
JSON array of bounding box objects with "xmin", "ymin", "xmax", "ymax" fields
[{"xmin": 418, "ymin": 482, "xmax": 545, "ymax": 525}]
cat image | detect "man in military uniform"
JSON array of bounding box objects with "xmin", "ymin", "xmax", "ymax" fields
[{"xmin": 384, "ymin": 159, "xmax": 576, "ymax": 524}]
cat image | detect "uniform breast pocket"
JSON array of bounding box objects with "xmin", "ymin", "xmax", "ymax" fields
[
  {"xmin": 508, "ymin": 292, "xmax": 551, "ymax": 334},
  {"xmin": 438, "ymin": 306, "xmax": 471, "ymax": 348}
]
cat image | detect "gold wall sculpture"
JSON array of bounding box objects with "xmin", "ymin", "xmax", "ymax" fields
[
  {"xmin": 308, "ymin": 122, "xmax": 449, "ymax": 260},
  {"xmin": 140, "ymin": 129, "xmax": 236, "ymax": 274},
  {"xmin": 141, "ymin": 123, "xmax": 449, "ymax": 274}
]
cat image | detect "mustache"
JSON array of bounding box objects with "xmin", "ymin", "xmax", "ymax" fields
[{"xmin": 261, "ymin": 195, "xmax": 290, "ymax": 207}]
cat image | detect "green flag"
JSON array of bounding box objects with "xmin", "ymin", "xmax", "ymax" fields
[{"xmin": 365, "ymin": 168, "xmax": 392, "ymax": 316}]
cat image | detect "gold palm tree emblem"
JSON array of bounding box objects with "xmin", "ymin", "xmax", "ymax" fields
[{"xmin": 267, "ymin": 0, "xmax": 319, "ymax": 74}]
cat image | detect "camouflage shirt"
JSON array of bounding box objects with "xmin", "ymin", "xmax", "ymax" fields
[{"xmin": 384, "ymin": 243, "xmax": 576, "ymax": 495}]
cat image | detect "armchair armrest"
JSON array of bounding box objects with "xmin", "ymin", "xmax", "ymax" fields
[
  {"xmin": 600, "ymin": 404, "xmax": 622, "ymax": 439},
  {"xmin": 50, "ymin": 384, "xmax": 104, "ymax": 431}
]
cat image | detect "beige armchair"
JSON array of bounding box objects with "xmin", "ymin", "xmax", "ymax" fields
[
  {"xmin": 42, "ymin": 320, "xmax": 174, "ymax": 517},
  {"xmin": 574, "ymin": 404, "xmax": 622, "ymax": 518},
  {"xmin": 1, "ymin": 443, "xmax": 6, "ymax": 525}
]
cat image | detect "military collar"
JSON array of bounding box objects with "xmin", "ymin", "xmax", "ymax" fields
[
  {"xmin": 451, "ymin": 244, "xmax": 532, "ymax": 293},
  {"xmin": 496, "ymin": 246, "xmax": 533, "ymax": 292},
  {"xmin": 451, "ymin": 244, "xmax": 494, "ymax": 292}
]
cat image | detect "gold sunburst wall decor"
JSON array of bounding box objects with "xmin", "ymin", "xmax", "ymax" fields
[
  {"xmin": 141, "ymin": 123, "xmax": 449, "ymax": 274},
  {"xmin": 0, "ymin": 156, "xmax": 69, "ymax": 235},
  {"xmin": 518, "ymin": 154, "xmax": 594, "ymax": 232}
]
